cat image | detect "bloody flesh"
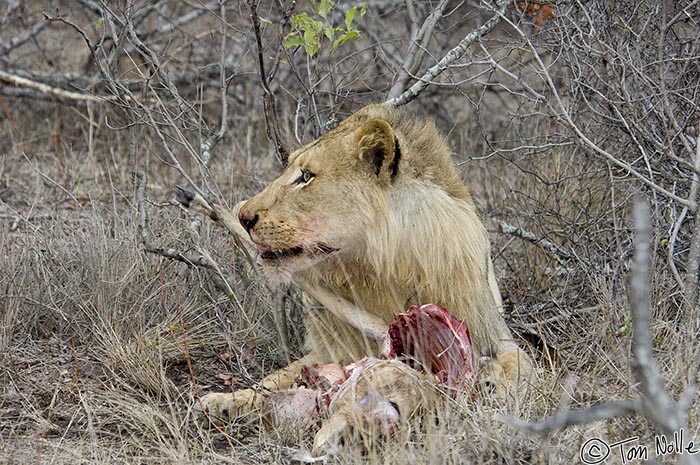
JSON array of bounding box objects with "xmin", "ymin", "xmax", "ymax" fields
[{"xmin": 387, "ymin": 303, "xmax": 476, "ymax": 394}]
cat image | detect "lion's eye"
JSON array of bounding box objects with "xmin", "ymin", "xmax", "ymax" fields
[{"xmin": 293, "ymin": 170, "xmax": 315, "ymax": 186}]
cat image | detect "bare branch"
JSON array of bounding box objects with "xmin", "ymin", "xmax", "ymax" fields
[
  {"xmin": 0, "ymin": 70, "xmax": 114, "ymax": 103},
  {"xmin": 630, "ymin": 198, "xmax": 688, "ymax": 438},
  {"xmin": 172, "ymin": 186, "xmax": 256, "ymax": 268},
  {"xmin": 247, "ymin": 0, "xmax": 289, "ymax": 165},
  {"xmin": 388, "ymin": 0, "xmax": 449, "ymax": 98},
  {"xmin": 2, "ymin": 66, "xmax": 96, "ymax": 92},
  {"xmin": 147, "ymin": 1, "xmax": 218, "ymax": 38},
  {"xmin": 500, "ymin": 15, "xmax": 698, "ymax": 212},
  {"xmin": 503, "ymin": 200, "xmax": 698, "ymax": 465},
  {"xmin": 99, "ymin": 5, "xmax": 201, "ymax": 130},
  {"xmin": 667, "ymin": 205, "xmax": 688, "ymax": 294},
  {"xmin": 136, "ymin": 171, "xmax": 210, "ymax": 270},
  {"xmin": 683, "ymin": 123, "xmax": 700, "ymax": 305},
  {"xmin": 499, "ymin": 222, "xmax": 575, "ymax": 265},
  {"xmin": 134, "ymin": 171, "xmax": 237, "ymax": 295},
  {"xmin": 512, "ymin": 305, "xmax": 601, "ymax": 330},
  {"xmin": 505, "ymin": 400, "xmax": 638, "ymax": 434},
  {"xmin": 200, "ymin": 1, "xmax": 230, "ymax": 196},
  {"xmin": 0, "ymin": 18, "xmax": 49, "ymax": 55},
  {"xmin": 385, "ymin": 0, "xmax": 511, "ymax": 108}
]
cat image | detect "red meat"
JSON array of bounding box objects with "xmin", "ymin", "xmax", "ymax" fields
[{"xmin": 387, "ymin": 303, "xmax": 476, "ymax": 394}]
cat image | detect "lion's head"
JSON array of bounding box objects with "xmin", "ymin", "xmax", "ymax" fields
[{"xmin": 239, "ymin": 106, "xmax": 402, "ymax": 276}]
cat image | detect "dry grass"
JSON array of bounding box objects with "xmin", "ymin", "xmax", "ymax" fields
[
  {"xmin": 2, "ymin": 96, "xmax": 697, "ymax": 465},
  {"xmin": 2, "ymin": 2, "xmax": 699, "ymax": 463}
]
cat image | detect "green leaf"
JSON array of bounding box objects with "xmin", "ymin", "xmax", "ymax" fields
[
  {"xmin": 360, "ymin": 2, "xmax": 368, "ymax": 16},
  {"xmin": 283, "ymin": 34, "xmax": 305, "ymax": 49},
  {"xmin": 344, "ymin": 6, "xmax": 357, "ymax": 30},
  {"xmin": 304, "ymin": 42, "xmax": 319, "ymax": 57},
  {"xmin": 311, "ymin": 18, "xmax": 324, "ymax": 33},
  {"xmin": 292, "ymin": 12, "xmax": 310, "ymax": 30},
  {"xmin": 95, "ymin": 17, "xmax": 104, "ymax": 31},
  {"xmin": 303, "ymin": 27, "xmax": 319, "ymax": 57},
  {"xmin": 303, "ymin": 27, "xmax": 317, "ymax": 45},
  {"xmin": 259, "ymin": 16, "xmax": 273, "ymax": 25},
  {"xmin": 331, "ymin": 30, "xmax": 360, "ymax": 52},
  {"xmin": 323, "ymin": 24, "xmax": 335, "ymax": 41},
  {"xmin": 615, "ymin": 311, "xmax": 633, "ymax": 336},
  {"xmin": 319, "ymin": 0, "xmax": 332, "ymax": 20}
]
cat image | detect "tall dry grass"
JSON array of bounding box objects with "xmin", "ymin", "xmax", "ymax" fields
[
  {"xmin": 2, "ymin": 92, "xmax": 697, "ymax": 465},
  {"xmin": 2, "ymin": 1, "xmax": 699, "ymax": 463}
]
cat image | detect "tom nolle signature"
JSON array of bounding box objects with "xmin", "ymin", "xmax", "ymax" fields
[{"xmin": 580, "ymin": 429, "xmax": 699, "ymax": 464}]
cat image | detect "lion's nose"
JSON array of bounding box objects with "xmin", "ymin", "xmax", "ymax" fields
[{"xmin": 239, "ymin": 209, "xmax": 259, "ymax": 234}]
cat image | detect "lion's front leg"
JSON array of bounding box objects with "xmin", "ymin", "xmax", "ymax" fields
[
  {"xmin": 298, "ymin": 282, "xmax": 389, "ymax": 351},
  {"xmin": 198, "ymin": 388, "xmax": 263, "ymax": 421},
  {"xmin": 198, "ymin": 353, "xmax": 323, "ymax": 422},
  {"xmin": 478, "ymin": 346, "xmax": 533, "ymax": 401}
]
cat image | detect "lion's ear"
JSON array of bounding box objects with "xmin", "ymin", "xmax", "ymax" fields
[{"xmin": 354, "ymin": 119, "xmax": 401, "ymax": 186}]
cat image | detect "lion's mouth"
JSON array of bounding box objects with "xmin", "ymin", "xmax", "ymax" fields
[
  {"xmin": 261, "ymin": 246, "xmax": 304, "ymax": 260},
  {"xmin": 259, "ymin": 244, "xmax": 338, "ymax": 261}
]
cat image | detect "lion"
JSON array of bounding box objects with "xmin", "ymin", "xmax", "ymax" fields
[{"xmin": 181, "ymin": 103, "xmax": 533, "ymax": 423}]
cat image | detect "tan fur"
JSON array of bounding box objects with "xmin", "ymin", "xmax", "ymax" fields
[{"xmin": 199, "ymin": 104, "xmax": 532, "ymax": 421}]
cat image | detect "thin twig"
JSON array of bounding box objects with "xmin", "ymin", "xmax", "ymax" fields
[
  {"xmin": 505, "ymin": 400, "xmax": 638, "ymax": 434},
  {"xmin": 388, "ymin": 0, "xmax": 449, "ymax": 98},
  {"xmin": 171, "ymin": 186, "xmax": 256, "ymax": 267},
  {"xmin": 667, "ymin": 205, "xmax": 688, "ymax": 293},
  {"xmin": 121, "ymin": 12, "xmax": 200, "ymax": 130},
  {"xmin": 247, "ymin": 0, "xmax": 289, "ymax": 164},
  {"xmin": 134, "ymin": 170, "xmax": 236, "ymax": 294},
  {"xmin": 0, "ymin": 18, "xmax": 49, "ymax": 54},
  {"xmin": 513, "ymin": 305, "xmax": 601, "ymax": 330},
  {"xmin": 385, "ymin": 0, "xmax": 511, "ymax": 108},
  {"xmin": 500, "ymin": 15, "xmax": 697, "ymax": 211}
]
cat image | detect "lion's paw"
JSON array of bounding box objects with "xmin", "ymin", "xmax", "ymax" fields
[
  {"xmin": 312, "ymin": 414, "xmax": 349, "ymax": 457},
  {"xmin": 196, "ymin": 388, "xmax": 262, "ymax": 423},
  {"xmin": 478, "ymin": 349, "xmax": 533, "ymax": 401}
]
